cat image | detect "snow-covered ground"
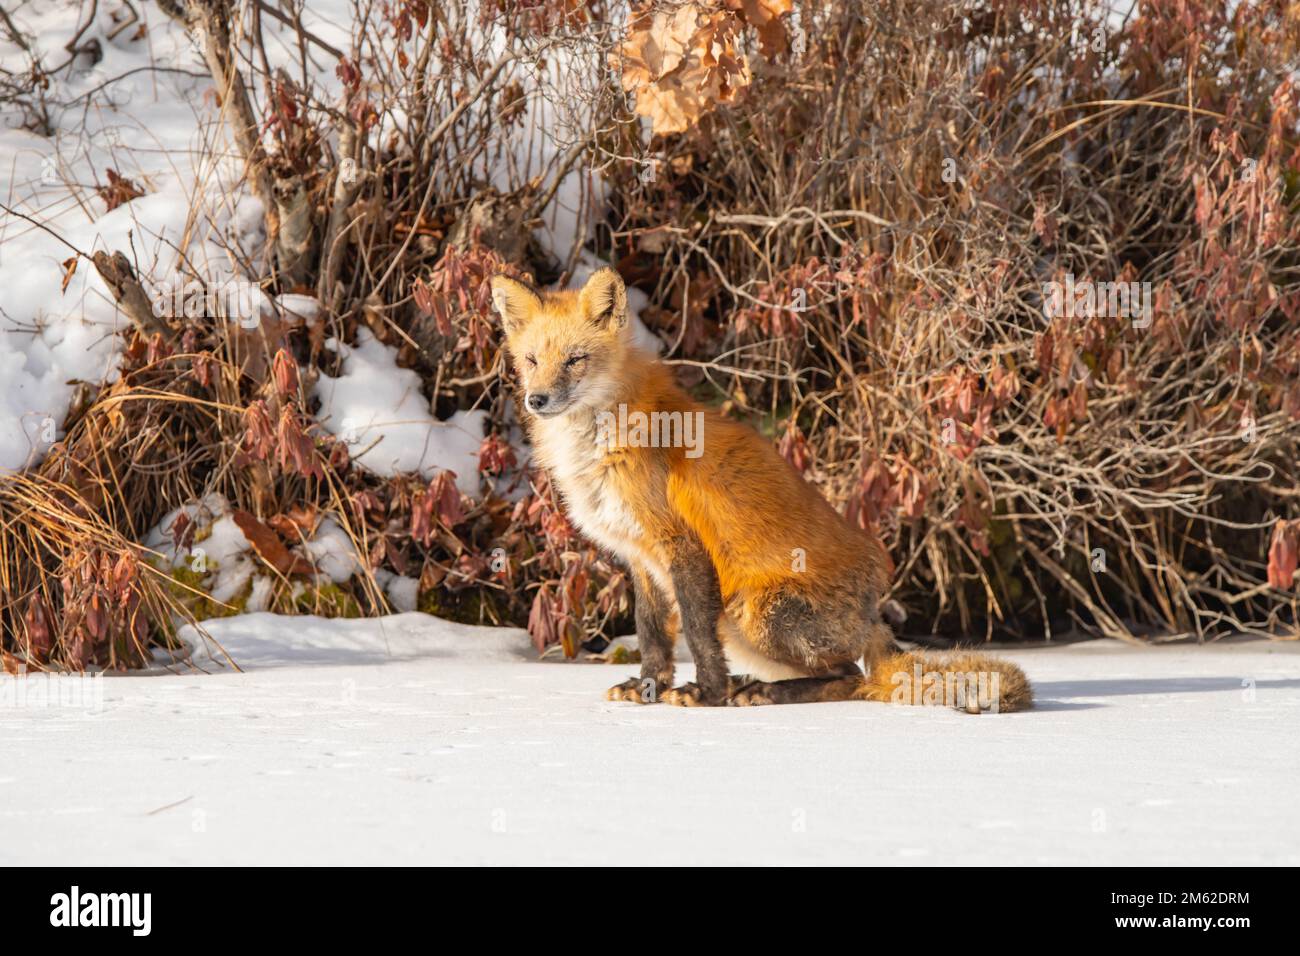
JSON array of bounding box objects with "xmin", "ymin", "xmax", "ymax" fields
[{"xmin": 2, "ymin": 616, "xmax": 1297, "ymax": 865}]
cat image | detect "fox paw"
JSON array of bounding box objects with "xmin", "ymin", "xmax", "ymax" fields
[
  {"xmin": 606, "ymin": 678, "xmax": 662, "ymax": 704},
  {"xmin": 727, "ymin": 684, "xmax": 774, "ymax": 706},
  {"xmin": 662, "ymin": 682, "xmax": 727, "ymax": 707}
]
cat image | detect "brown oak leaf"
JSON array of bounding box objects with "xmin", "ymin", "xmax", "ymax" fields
[{"xmin": 231, "ymin": 509, "xmax": 316, "ymax": 577}]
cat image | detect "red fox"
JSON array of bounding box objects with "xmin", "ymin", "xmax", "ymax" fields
[{"xmin": 491, "ymin": 268, "xmax": 1031, "ymax": 712}]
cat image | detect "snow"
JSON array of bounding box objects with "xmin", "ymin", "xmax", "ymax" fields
[
  {"xmin": 0, "ymin": 1, "xmax": 268, "ymax": 472},
  {"xmin": 298, "ymin": 516, "xmax": 365, "ymax": 584},
  {"xmin": 0, "ymin": 0, "xmax": 616, "ymax": 475},
  {"xmin": 143, "ymin": 494, "xmax": 261, "ymax": 605},
  {"xmin": 373, "ymin": 569, "xmax": 420, "ymax": 613},
  {"xmin": 312, "ymin": 328, "xmax": 488, "ymax": 495},
  {"xmin": 2, "ymin": 620, "xmax": 1297, "ymax": 865}
]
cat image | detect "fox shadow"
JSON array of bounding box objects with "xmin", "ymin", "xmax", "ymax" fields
[{"xmin": 1032, "ymin": 675, "xmax": 1300, "ymax": 710}]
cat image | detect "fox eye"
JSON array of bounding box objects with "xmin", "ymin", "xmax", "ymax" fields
[
  {"xmin": 564, "ymin": 353, "xmax": 587, "ymax": 368},
  {"xmin": 525, "ymin": 354, "xmax": 537, "ymax": 367}
]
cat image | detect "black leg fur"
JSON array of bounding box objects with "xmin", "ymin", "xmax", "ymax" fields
[
  {"xmin": 606, "ymin": 564, "xmax": 676, "ymax": 703},
  {"xmin": 729, "ymin": 673, "xmax": 867, "ymax": 706}
]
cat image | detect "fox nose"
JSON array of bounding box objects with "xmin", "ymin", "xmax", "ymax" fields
[{"xmin": 526, "ymin": 393, "xmax": 549, "ymax": 412}]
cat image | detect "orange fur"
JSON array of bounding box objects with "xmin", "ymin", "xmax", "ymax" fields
[{"xmin": 863, "ymin": 651, "xmax": 1033, "ymax": 713}]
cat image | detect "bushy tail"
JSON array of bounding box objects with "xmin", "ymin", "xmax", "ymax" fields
[{"xmin": 859, "ymin": 650, "xmax": 1033, "ymax": 713}]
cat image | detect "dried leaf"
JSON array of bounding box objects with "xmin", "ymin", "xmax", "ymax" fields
[
  {"xmin": 272, "ymin": 349, "xmax": 301, "ymax": 400},
  {"xmin": 96, "ymin": 168, "xmax": 145, "ymax": 211},
  {"xmin": 60, "ymin": 256, "xmax": 78, "ymax": 293},
  {"xmin": 231, "ymin": 509, "xmax": 315, "ymax": 577},
  {"xmin": 23, "ymin": 594, "xmax": 53, "ymax": 664},
  {"xmin": 615, "ymin": 4, "xmax": 752, "ymax": 134},
  {"xmin": 725, "ymin": 0, "xmax": 793, "ymax": 57},
  {"xmin": 430, "ymin": 470, "xmax": 465, "ymax": 528},
  {"xmin": 528, "ymin": 585, "xmax": 559, "ymax": 652},
  {"xmin": 1267, "ymin": 519, "xmax": 1299, "ymax": 590}
]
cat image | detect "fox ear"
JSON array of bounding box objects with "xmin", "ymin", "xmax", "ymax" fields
[
  {"xmin": 579, "ymin": 267, "xmax": 628, "ymax": 330},
  {"xmin": 490, "ymin": 275, "xmax": 541, "ymax": 334}
]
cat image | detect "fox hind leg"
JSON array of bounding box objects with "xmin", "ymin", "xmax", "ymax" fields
[
  {"xmin": 743, "ymin": 590, "xmax": 884, "ymax": 678},
  {"xmin": 726, "ymin": 588, "xmax": 889, "ymax": 705},
  {"xmin": 729, "ymin": 666, "xmax": 867, "ymax": 706}
]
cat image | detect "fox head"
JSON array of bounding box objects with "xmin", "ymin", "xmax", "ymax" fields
[{"xmin": 490, "ymin": 268, "xmax": 630, "ymax": 419}]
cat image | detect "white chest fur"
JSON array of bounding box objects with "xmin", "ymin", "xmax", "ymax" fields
[{"xmin": 531, "ymin": 413, "xmax": 644, "ymax": 561}]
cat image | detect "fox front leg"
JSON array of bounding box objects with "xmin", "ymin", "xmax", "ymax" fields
[
  {"xmin": 660, "ymin": 537, "xmax": 730, "ymax": 707},
  {"xmin": 607, "ymin": 565, "xmax": 675, "ymax": 703}
]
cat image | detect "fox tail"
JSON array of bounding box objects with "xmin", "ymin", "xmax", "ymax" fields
[{"xmin": 859, "ymin": 650, "xmax": 1033, "ymax": 713}]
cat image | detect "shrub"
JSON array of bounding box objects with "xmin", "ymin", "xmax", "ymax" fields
[{"xmin": 2, "ymin": 0, "xmax": 1297, "ymax": 670}]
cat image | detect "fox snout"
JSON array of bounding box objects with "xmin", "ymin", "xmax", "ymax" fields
[
  {"xmin": 521, "ymin": 363, "xmax": 581, "ymax": 416},
  {"xmin": 524, "ymin": 388, "xmax": 568, "ymax": 416}
]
